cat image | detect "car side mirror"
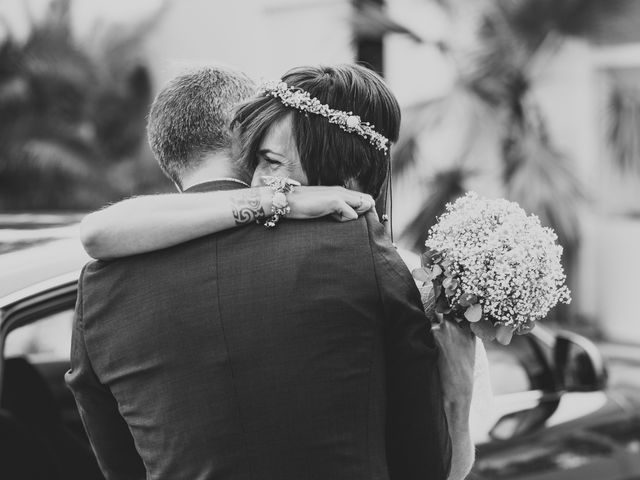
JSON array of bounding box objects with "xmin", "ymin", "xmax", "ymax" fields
[
  {"xmin": 489, "ymin": 400, "xmax": 558, "ymax": 441},
  {"xmin": 553, "ymin": 330, "xmax": 607, "ymax": 392}
]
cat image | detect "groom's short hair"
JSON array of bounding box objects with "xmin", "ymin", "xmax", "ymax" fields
[{"xmin": 147, "ymin": 66, "xmax": 255, "ymax": 186}]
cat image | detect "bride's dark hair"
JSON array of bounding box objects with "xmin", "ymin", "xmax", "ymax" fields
[{"xmin": 231, "ymin": 64, "xmax": 400, "ymax": 199}]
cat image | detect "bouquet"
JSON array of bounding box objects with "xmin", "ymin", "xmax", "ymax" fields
[{"xmin": 413, "ymin": 192, "xmax": 571, "ymax": 345}]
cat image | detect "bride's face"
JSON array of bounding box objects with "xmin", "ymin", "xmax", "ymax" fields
[{"xmin": 251, "ymin": 113, "xmax": 309, "ymax": 187}]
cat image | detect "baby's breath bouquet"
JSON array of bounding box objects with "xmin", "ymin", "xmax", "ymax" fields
[{"xmin": 413, "ymin": 192, "xmax": 571, "ymax": 345}]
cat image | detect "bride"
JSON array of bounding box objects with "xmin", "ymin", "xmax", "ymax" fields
[{"xmin": 81, "ymin": 63, "xmax": 477, "ymax": 480}]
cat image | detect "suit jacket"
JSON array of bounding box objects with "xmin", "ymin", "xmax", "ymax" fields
[{"xmin": 66, "ymin": 180, "xmax": 451, "ymax": 480}]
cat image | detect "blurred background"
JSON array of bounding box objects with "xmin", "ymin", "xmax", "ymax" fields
[
  {"xmin": 2, "ymin": 1, "xmax": 640, "ymax": 478},
  {"xmin": 2, "ymin": 0, "xmax": 640, "ymax": 340}
]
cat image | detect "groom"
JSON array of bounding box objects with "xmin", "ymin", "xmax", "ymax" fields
[{"xmin": 67, "ymin": 66, "xmax": 469, "ymax": 480}]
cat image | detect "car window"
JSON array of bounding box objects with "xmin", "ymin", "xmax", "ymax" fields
[
  {"xmin": 485, "ymin": 334, "xmax": 552, "ymax": 395},
  {"xmin": 4, "ymin": 309, "xmax": 74, "ymax": 363}
]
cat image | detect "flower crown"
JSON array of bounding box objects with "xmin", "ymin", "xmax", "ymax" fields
[{"xmin": 259, "ymin": 80, "xmax": 390, "ymax": 153}]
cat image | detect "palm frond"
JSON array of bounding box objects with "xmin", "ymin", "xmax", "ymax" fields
[
  {"xmin": 459, "ymin": 7, "xmax": 537, "ymax": 108},
  {"xmin": 397, "ymin": 167, "xmax": 471, "ymax": 252},
  {"xmin": 352, "ymin": 0, "xmax": 422, "ymax": 42},
  {"xmin": 393, "ymin": 86, "xmax": 503, "ymax": 253},
  {"xmin": 580, "ymin": 0, "xmax": 640, "ymax": 45},
  {"xmin": 0, "ymin": 0, "xmax": 164, "ymax": 210},
  {"xmin": 493, "ymin": 0, "xmax": 594, "ymax": 43},
  {"xmin": 0, "ymin": 139, "xmax": 111, "ymax": 210},
  {"xmin": 395, "ymin": 84, "xmax": 502, "ymax": 175},
  {"xmin": 412, "ymin": 0, "xmax": 587, "ymax": 326},
  {"xmin": 504, "ymin": 108, "xmax": 585, "ymax": 250},
  {"xmin": 81, "ymin": 3, "xmax": 165, "ymax": 161},
  {"xmin": 394, "ymin": 98, "xmax": 445, "ymax": 175},
  {"xmin": 93, "ymin": 63, "xmax": 152, "ymax": 159},
  {"xmin": 504, "ymin": 114, "xmax": 584, "ymax": 326}
]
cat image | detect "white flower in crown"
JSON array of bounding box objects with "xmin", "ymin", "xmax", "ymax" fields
[
  {"xmin": 346, "ymin": 115, "xmax": 361, "ymax": 129},
  {"xmin": 260, "ymin": 80, "xmax": 390, "ymax": 153}
]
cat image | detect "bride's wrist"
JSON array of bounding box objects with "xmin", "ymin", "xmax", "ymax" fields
[
  {"xmin": 255, "ymin": 186, "xmax": 274, "ymax": 217},
  {"xmin": 228, "ymin": 187, "xmax": 271, "ymax": 226},
  {"xmin": 258, "ymin": 178, "xmax": 300, "ymax": 227}
]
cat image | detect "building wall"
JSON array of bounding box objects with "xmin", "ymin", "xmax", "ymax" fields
[
  {"xmin": 144, "ymin": 0, "xmax": 355, "ymax": 90},
  {"xmin": 532, "ymin": 39, "xmax": 640, "ymax": 341}
]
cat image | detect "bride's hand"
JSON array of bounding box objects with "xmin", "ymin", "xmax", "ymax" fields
[{"xmin": 286, "ymin": 186, "xmax": 375, "ymax": 221}]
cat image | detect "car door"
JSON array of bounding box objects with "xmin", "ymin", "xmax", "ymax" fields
[
  {"xmin": 0, "ymin": 277, "xmax": 107, "ymax": 480},
  {"xmin": 470, "ymin": 332, "xmax": 633, "ymax": 480},
  {"xmin": 0, "ymin": 278, "xmax": 86, "ymax": 438}
]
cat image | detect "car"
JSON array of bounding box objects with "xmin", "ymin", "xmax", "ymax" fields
[{"xmin": 1, "ymin": 216, "xmax": 640, "ymax": 479}]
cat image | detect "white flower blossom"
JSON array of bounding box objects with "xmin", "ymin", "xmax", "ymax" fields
[{"xmin": 425, "ymin": 192, "xmax": 571, "ymax": 328}]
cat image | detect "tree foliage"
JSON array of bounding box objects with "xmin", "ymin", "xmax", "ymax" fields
[
  {"xmin": 392, "ymin": 0, "xmax": 589, "ymax": 255},
  {"xmin": 0, "ymin": 0, "xmax": 171, "ymax": 210}
]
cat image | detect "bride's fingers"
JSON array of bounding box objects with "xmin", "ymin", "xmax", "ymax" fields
[
  {"xmin": 332, "ymin": 203, "xmax": 358, "ymax": 222},
  {"xmin": 344, "ymin": 193, "xmax": 375, "ymax": 214}
]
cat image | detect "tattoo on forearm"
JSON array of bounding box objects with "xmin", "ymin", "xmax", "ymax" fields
[{"xmin": 231, "ymin": 190, "xmax": 266, "ymax": 225}]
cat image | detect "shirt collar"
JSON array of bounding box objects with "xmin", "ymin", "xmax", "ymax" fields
[{"xmin": 184, "ymin": 178, "xmax": 250, "ymax": 193}]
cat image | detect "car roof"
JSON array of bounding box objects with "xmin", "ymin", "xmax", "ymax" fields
[
  {"xmin": 0, "ymin": 214, "xmax": 90, "ymax": 299},
  {"xmin": 0, "ymin": 238, "xmax": 90, "ymax": 299}
]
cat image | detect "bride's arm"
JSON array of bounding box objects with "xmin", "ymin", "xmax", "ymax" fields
[{"xmin": 81, "ymin": 186, "xmax": 374, "ymax": 260}]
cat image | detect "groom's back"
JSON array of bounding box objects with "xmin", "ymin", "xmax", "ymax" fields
[
  {"xmin": 77, "ymin": 216, "xmax": 391, "ymax": 480},
  {"xmin": 214, "ymin": 216, "xmax": 389, "ymax": 479}
]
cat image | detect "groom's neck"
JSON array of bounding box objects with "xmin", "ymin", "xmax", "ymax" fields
[{"xmin": 180, "ymin": 152, "xmax": 247, "ymax": 191}]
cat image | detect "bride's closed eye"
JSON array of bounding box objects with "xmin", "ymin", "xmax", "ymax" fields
[{"xmin": 258, "ymin": 150, "xmax": 285, "ymax": 172}]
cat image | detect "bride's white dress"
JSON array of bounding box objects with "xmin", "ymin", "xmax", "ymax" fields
[
  {"xmin": 470, "ymin": 338, "xmax": 495, "ymax": 441},
  {"xmin": 399, "ymin": 247, "xmax": 495, "ymax": 443}
]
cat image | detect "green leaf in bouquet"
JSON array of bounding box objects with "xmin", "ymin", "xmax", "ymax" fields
[
  {"xmin": 420, "ymin": 284, "xmax": 439, "ymax": 324},
  {"xmin": 464, "ymin": 303, "xmax": 483, "ymax": 323},
  {"xmin": 458, "ymin": 293, "xmax": 478, "ymax": 307},
  {"xmin": 442, "ymin": 277, "xmax": 459, "ymax": 291},
  {"xmin": 430, "ymin": 264, "xmax": 443, "ymax": 278},
  {"xmin": 496, "ymin": 325, "xmax": 516, "ymax": 345},
  {"xmin": 431, "ymin": 252, "xmax": 444, "ymax": 264},
  {"xmin": 444, "ymin": 284, "xmax": 459, "ymax": 299},
  {"xmin": 419, "ymin": 282, "xmax": 434, "ymax": 304},
  {"xmin": 470, "ymin": 318, "xmax": 497, "ymax": 342},
  {"xmin": 421, "ymin": 247, "xmax": 440, "ymax": 267},
  {"xmin": 412, "ymin": 267, "xmax": 431, "ymax": 283},
  {"xmin": 516, "ymin": 321, "xmax": 536, "ymax": 335}
]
